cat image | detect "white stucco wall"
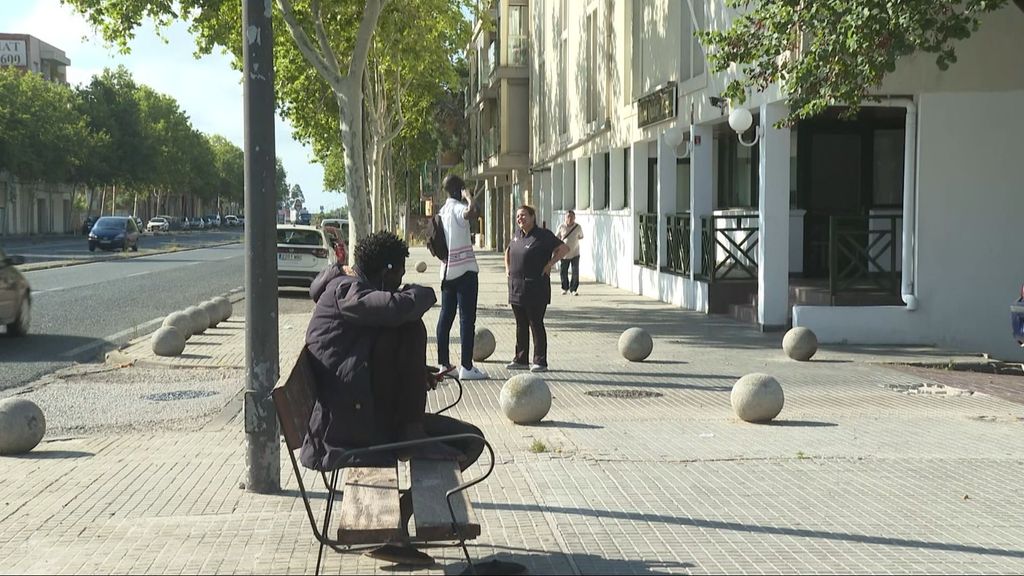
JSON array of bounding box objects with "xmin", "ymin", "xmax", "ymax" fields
[{"xmin": 797, "ymin": 90, "xmax": 1024, "ymax": 361}]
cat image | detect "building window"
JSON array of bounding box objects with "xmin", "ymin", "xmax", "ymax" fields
[
  {"xmin": 509, "ymin": 5, "xmax": 528, "ymax": 67},
  {"xmin": 585, "ymin": 9, "xmax": 598, "ymax": 124},
  {"xmin": 631, "ymin": 0, "xmax": 648, "ymax": 101},
  {"xmin": 595, "ymin": 151, "xmax": 609, "ymax": 210},
  {"xmin": 558, "ymin": 21, "xmax": 568, "ymax": 135},
  {"xmin": 647, "ymin": 157, "xmax": 658, "ymax": 213},
  {"xmin": 680, "ymin": 0, "xmax": 707, "ymax": 82},
  {"xmin": 537, "ymin": 1, "xmax": 547, "ymax": 144},
  {"xmin": 717, "ymin": 134, "xmax": 760, "ymax": 209},
  {"xmin": 623, "ymin": 146, "xmax": 630, "ymax": 209}
]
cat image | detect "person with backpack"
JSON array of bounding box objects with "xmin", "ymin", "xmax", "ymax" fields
[
  {"xmin": 430, "ymin": 174, "xmax": 489, "ymax": 380},
  {"xmin": 556, "ymin": 210, "xmax": 584, "ymax": 295}
]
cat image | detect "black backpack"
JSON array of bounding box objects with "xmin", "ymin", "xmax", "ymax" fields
[{"xmin": 426, "ymin": 213, "xmax": 448, "ymax": 261}]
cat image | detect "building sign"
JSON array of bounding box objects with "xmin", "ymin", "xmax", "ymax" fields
[
  {"xmin": 0, "ymin": 40, "xmax": 27, "ymax": 68},
  {"xmin": 637, "ymin": 82, "xmax": 677, "ymax": 128}
]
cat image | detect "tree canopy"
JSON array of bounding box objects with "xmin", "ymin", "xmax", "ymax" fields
[{"xmin": 700, "ymin": 0, "xmax": 1022, "ymax": 122}]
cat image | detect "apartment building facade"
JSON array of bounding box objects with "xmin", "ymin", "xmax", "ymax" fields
[
  {"xmin": 464, "ymin": 0, "xmax": 531, "ymax": 250},
  {"xmin": 0, "ymin": 33, "xmax": 74, "ymax": 236},
  {"xmin": 528, "ymin": 0, "xmax": 1024, "ymax": 360}
]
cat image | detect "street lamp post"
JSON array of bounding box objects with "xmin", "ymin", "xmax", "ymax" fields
[{"xmin": 242, "ymin": 0, "xmax": 280, "ymax": 493}]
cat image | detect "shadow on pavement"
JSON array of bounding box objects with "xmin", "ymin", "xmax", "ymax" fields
[
  {"xmin": 474, "ymin": 503, "xmax": 1024, "ymax": 559},
  {"xmin": 0, "ymin": 334, "xmax": 104, "ymax": 363},
  {"xmin": 6, "ymin": 450, "xmax": 94, "ymax": 459}
]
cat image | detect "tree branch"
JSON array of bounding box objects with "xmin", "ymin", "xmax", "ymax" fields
[
  {"xmin": 275, "ymin": 0, "xmax": 344, "ymax": 89},
  {"xmin": 349, "ymin": 0, "xmax": 384, "ymax": 80},
  {"xmin": 310, "ymin": 0, "xmax": 341, "ymax": 76}
]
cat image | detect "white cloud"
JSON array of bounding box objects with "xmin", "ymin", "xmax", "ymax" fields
[{"xmin": 3, "ymin": 0, "xmax": 343, "ymax": 212}]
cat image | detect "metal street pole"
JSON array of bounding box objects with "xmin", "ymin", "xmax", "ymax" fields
[{"xmin": 242, "ymin": 0, "xmax": 280, "ymax": 493}]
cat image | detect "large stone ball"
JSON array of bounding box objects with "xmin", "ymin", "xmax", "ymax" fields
[
  {"xmin": 184, "ymin": 305, "xmax": 210, "ymax": 335},
  {"xmin": 473, "ymin": 327, "xmax": 496, "ymax": 362},
  {"xmin": 730, "ymin": 373, "xmax": 785, "ymax": 423},
  {"xmin": 618, "ymin": 327, "xmax": 653, "ymax": 362},
  {"xmin": 199, "ymin": 300, "xmax": 221, "ymax": 328},
  {"xmin": 499, "ymin": 374, "xmax": 552, "ymax": 425},
  {"xmin": 783, "ymin": 327, "xmax": 818, "ymax": 361},
  {"xmin": 161, "ymin": 311, "xmax": 193, "ymax": 340},
  {"xmin": 415, "ymin": 261, "xmax": 427, "ymax": 273},
  {"xmin": 151, "ymin": 326, "xmax": 186, "ymax": 357},
  {"xmin": 0, "ymin": 398, "xmax": 46, "ymax": 455},
  {"xmin": 214, "ymin": 296, "xmax": 233, "ymax": 322}
]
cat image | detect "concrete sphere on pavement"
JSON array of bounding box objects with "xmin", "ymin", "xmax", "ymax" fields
[
  {"xmin": 415, "ymin": 261, "xmax": 428, "ymax": 273},
  {"xmin": 151, "ymin": 326, "xmax": 186, "ymax": 357},
  {"xmin": 499, "ymin": 374, "xmax": 552, "ymax": 424},
  {"xmin": 0, "ymin": 398, "xmax": 46, "ymax": 455},
  {"xmin": 473, "ymin": 327, "xmax": 496, "ymax": 362},
  {"xmin": 731, "ymin": 373, "xmax": 785, "ymax": 423},
  {"xmin": 618, "ymin": 327, "xmax": 653, "ymax": 362},
  {"xmin": 783, "ymin": 327, "xmax": 818, "ymax": 361},
  {"xmin": 161, "ymin": 311, "xmax": 193, "ymax": 340},
  {"xmin": 199, "ymin": 300, "xmax": 221, "ymax": 328},
  {"xmin": 214, "ymin": 296, "xmax": 233, "ymax": 322},
  {"xmin": 184, "ymin": 305, "xmax": 210, "ymax": 335}
]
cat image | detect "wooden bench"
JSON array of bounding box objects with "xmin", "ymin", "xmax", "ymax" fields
[{"xmin": 272, "ymin": 346, "xmax": 490, "ymax": 575}]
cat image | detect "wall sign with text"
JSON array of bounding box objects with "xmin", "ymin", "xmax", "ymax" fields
[
  {"xmin": 637, "ymin": 82, "xmax": 678, "ymax": 129},
  {"xmin": 0, "ymin": 40, "xmax": 28, "ymax": 68}
]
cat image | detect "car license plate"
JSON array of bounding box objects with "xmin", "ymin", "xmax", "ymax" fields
[{"xmin": 278, "ymin": 253, "xmax": 301, "ymax": 261}]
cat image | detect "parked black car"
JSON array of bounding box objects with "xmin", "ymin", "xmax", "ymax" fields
[
  {"xmin": 0, "ymin": 246, "xmax": 30, "ymax": 336},
  {"xmin": 88, "ymin": 216, "xmax": 141, "ymax": 252}
]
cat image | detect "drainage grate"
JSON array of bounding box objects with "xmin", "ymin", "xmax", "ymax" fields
[
  {"xmin": 586, "ymin": 389, "xmax": 663, "ymax": 399},
  {"xmin": 143, "ymin": 390, "xmax": 217, "ymax": 402}
]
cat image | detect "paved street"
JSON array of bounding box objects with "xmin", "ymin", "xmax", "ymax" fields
[
  {"xmin": 0, "ymin": 238, "xmax": 245, "ymax": 390},
  {"xmin": 2, "ymin": 229, "xmax": 243, "ymax": 268},
  {"xmin": 1, "ymin": 247, "xmax": 1023, "ymax": 574}
]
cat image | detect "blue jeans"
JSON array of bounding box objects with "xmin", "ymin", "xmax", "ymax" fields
[
  {"xmin": 436, "ymin": 271, "xmax": 479, "ymax": 369},
  {"xmin": 560, "ymin": 255, "xmax": 580, "ymax": 292}
]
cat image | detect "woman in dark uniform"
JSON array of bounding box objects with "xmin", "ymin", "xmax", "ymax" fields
[{"xmin": 504, "ymin": 205, "xmax": 569, "ymax": 372}]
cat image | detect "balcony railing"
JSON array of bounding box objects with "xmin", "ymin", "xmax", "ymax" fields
[
  {"xmin": 829, "ymin": 214, "xmax": 902, "ymax": 303},
  {"xmin": 481, "ymin": 127, "xmax": 498, "ymax": 160},
  {"xmin": 637, "ymin": 213, "xmax": 657, "ymax": 268},
  {"xmin": 485, "ymin": 41, "xmax": 496, "ymax": 79},
  {"xmin": 699, "ymin": 213, "xmax": 759, "ymax": 283},
  {"xmin": 665, "ymin": 213, "xmax": 691, "ymax": 275}
]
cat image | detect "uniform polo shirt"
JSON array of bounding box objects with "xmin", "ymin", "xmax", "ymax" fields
[{"xmin": 507, "ymin": 226, "xmax": 563, "ymax": 306}]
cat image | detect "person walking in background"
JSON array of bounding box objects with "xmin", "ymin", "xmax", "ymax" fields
[
  {"xmin": 436, "ymin": 175, "xmax": 489, "ymax": 380},
  {"xmin": 556, "ymin": 210, "xmax": 584, "ymax": 296},
  {"xmin": 505, "ymin": 205, "xmax": 569, "ymax": 373}
]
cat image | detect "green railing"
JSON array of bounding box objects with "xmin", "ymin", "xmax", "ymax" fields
[
  {"xmin": 829, "ymin": 214, "xmax": 902, "ymax": 303},
  {"xmin": 665, "ymin": 212, "xmax": 691, "ymax": 275},
  {"xmin": 699, "ymin": 214, "xmax": 759, "ymax": 282},
  {"xmin": 481, "ymin": 127, "xmax": 498, "ymax": 160},
  {"xmin": 637, "ymin": 212, "xmax": 657, "ymax": 268}
]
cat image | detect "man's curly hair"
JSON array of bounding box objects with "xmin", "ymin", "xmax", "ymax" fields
[{"xmin": 354, "ymin": 230, "xmax": 409, "ymax": 277}]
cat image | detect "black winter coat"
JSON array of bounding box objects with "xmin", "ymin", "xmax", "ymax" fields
[{"xmin": 299, "ymin": 273, "xmax": 436, "ymax": 470}]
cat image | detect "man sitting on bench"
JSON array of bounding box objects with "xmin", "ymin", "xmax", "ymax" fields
[{"xmin": 301, "ymin": 230, "xmax": 484, "ymax": 472}]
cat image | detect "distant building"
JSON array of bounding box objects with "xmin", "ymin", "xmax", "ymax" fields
[{"xmin": 0, "ymin": 34, "xmax": 73, "ymax": 236}]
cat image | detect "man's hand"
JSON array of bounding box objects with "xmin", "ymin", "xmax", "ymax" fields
[{"xmin": 542, "ymin": 262, "xmax": 554, "ymax": 276}]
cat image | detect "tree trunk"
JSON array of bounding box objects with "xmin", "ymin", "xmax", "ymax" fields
[{"xmin": 338, "ymin": 84, "xmax": 369, "ymax": 258}]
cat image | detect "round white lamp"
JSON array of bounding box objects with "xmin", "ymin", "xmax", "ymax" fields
[{"xmin": 728, "ymin": 107, "xmax": 760, "ymax": 147}]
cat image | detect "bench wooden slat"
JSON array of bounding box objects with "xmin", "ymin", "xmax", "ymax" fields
[
  {"xmin": 336, "ymin": 466, "xmax": 403, "ymax": 545},
  {"xmin": 410, "ymin": 459, "xmax": 481, "ymax": 541},
  {"xmin": 272, "ymin": 346, "xmax": 318, "ymax": 452}
]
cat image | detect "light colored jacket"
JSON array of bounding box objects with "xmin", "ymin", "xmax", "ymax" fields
[
  {"xmin": 439, "ymin": 197, "xmax": 480, "ymax": 281},
  {"xmin": 556, "ymin": 222, "xmax": 584, "ymax": 259}
]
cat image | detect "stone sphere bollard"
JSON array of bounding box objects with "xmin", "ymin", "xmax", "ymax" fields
[
  {"xmin": 783, "ymin": 327, "xmax": 818, "ymax": 361},
  {"xmin": 415, "ymin": 261, "xmax": 427, "ymax": 273},
  {"xmin": 200, "ymin": 300, "xmax": 221, "ymax": 328},
  {"xmin": 214, "ymin": 296, "xmax": 233, "ymax": 322},
  {"xmin": 499, "ymin": 374, "xmax": 552, "ymax": 425},
  {"xmin": 151, "ymin": 326, "xmax": 186, "ymax": 357},
  {"xmin": 473, "ymin": 328, "xmax": 496, "ymax": 362},
  {"xmin": 618, "ymin": 327, "xmax": 653, "ymax": 362},
  {"xmin": 161, "ymin": 311, "xmax": 193, "ymax": 340},
  {"xmin": 184, "ymin": 305, "xmax": 210, "ymax": 335},
  {"xmin": 0, "ymin": 398, "xmax": 46, "ymax": 455},
  {"xmin": 730, "ymin": 373, "xmax": 785, "ymax": 423}
]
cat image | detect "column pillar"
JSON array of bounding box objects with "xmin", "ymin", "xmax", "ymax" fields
[
  {"xmin": 757, "ymin": 102, "xmax": 792, "ymax": 330},
  {"xmin": 690, "ymin": 124, "xmax": 713, "ymax": 278}
]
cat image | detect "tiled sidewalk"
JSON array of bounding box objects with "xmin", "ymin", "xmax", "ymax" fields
[{"xmin": 2, "ymin": 247, "xmax": 1023, "ymax": 574}]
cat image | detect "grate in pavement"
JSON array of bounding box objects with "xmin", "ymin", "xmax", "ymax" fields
[
  {"xmin": 585, "ymin": 389, "xmax": 664, "ymax": 399},
  {"xmin": 143, "ymin": 390, "xmax": 218, "ymax": 402}
]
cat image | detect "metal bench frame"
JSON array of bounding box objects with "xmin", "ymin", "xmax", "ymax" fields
[{"xmin": 272, "ymin": 346, "xmax": 497, "ymax": 575}]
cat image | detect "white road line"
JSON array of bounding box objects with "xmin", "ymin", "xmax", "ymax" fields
[
  {"xmin": 60, "ymin": 316, "xmax": 165, "ymax": 359},
  {"xmin": 127, "ymin": 272, "xmax": 150, "ymax": 278}
]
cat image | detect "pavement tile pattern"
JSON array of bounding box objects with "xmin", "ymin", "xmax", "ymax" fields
[{"xmin": 2, "ymin": 247, "xmax": 1023, "ymax": 574}]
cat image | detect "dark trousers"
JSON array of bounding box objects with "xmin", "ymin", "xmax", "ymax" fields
[
  {"xmin": 560, "ymin": 255, "xmax": 580, "ymax": 292},
  {"xmin": 511, "ymin": 302, "xmax": 548, "ymax": 367},
  {"xmin": 372, "ymin": 320, "xmax": 483, "ymax": 470},
  {"xmin": 436, "ymin": 271, "xmax": 479, "ymax": 369}
]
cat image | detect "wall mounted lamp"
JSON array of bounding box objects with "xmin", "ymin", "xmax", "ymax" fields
[
  {"xmin": 728, "ymin": 107, "xmax": 761, "ymax": 148},
  {"xmin": 663, "ymin": 126, "xmax": 693, "ymax": 159}
]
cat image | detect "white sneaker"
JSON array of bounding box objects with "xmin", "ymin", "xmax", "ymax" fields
[
  {"xmin": 506, "ymin": 361, "xmax": 528, "ymax": 370},
  {"xmin": 458, "ymin": 366, "xmax": 489, "ymax": 380},
  {"xmin": 571, "ymin": 291, "xmax": 578, "ymax": 296},
  {"xmin": 530, "ymin": 364, "xmax": 548, "ymax": 373},
  {"xmin": 561, "ymin": 290, "xmax": 568, "ymax": 295}
]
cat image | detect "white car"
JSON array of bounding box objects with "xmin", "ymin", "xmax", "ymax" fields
[
  {"xmin": 276, "ymin": 224, "xmax": 336, "ymax": 287},
  {"xmin": 224, "ymin": 215, "xmax": 240, "ymax": 227},
  {"xmin": 146, "ymin": 217, "xmax": 170, "ymax": 232}
]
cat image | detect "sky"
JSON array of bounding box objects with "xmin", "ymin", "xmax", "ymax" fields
[{"xmin": 2, "ymin": 0, "xmax": 344, "ymax": 213}]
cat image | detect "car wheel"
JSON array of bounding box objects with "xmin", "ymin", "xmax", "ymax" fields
[
  {"xmin": 7, "ymin": 295, "xmax": 30, "ymax": 337},
  {"xmin": 88, "ymin": 244, "xmax": 96, "ymax": 252}
]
